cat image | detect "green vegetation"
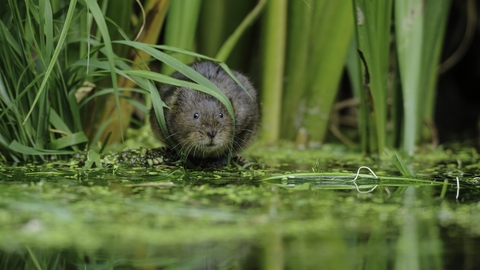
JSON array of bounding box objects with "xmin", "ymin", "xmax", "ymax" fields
[
  {"xmin": 394, "ymin": 0, "xmax": 451, "ymax": 155},
  {"xmin": 0, "ymin": 0, "xmax": 236, "ymax": 162},
  {"xmin": 351, "ymin": 0, "xmax": 451, "ymax": 155},
  {"xmin": 0, "ymin": 0, "xmax": 146, "ymax": 162},
  {"xmin": 0, "ymin": 0, "xmax": 456, "ymax": 162},
  {"xmin": 352, "ymin": 0, "xmax": 393, "ymax": 154},
  {"xmin": 298, "ymin": 0, "xmax": 354, "ymax": 144},
  {"xmin": 1, "ymin": 1, "xmax": 477, "ymax": 269},
  {"xmin": 0, "ymin": 145, "xmax": 479, "ymax": 268}
]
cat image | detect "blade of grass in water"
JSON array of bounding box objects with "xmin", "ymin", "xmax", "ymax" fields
[
  {"xmin": 391, "ymin": 153, "xmax": 414, "ymax": 177},
  {"xmin": 395, "ymin": 186, "xmax": 419, "ymax": 270}
]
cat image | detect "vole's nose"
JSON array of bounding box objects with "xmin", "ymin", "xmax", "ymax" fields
[{"xmin": 207, "ymin": 129, "xmax": 217, "ymax": 139}]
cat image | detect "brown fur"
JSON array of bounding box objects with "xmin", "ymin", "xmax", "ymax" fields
[{"xmin": 150, "ymin": 62, "xmax": 260, "ymax": 164}]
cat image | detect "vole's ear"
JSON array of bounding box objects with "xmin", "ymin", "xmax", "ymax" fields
[
  {"xmin": 163, "ymin": 87, "xmax": 184, "ymax": 107},
  {"xmin": 169, "ymin": 92, "xmax": 179, "ymax": 106}
]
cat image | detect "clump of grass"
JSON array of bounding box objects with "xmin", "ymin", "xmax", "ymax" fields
[
  {"xmin": 0, "ymin": 0, "xmax": 86, "ymax": 162},
  {"xmin": 0, "ymin": 0, "xmax": 238, "ymax": 162},
  {"xmin": 351, "ymin": 0, "xmax": 452, "ymax": 155}
]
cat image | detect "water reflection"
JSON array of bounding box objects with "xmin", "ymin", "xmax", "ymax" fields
[{"xmin": 0, "ymin": 156, "xmax": 480, "ymax": 269}]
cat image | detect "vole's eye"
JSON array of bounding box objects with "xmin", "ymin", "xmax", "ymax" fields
[
  {"xmin": 219, "ymin": 113, "xmax": 224, "ymax": 118},
  {"xmin": 193, "ymin": 113, "xmax": 199, "ymax": 119}
]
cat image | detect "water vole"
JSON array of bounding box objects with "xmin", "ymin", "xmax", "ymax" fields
[{"xmin": 150, "ymin": 61, "xmax": 260, "ymax": 166}]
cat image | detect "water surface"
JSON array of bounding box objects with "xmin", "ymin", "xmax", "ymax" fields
[{"xmin": 0, "ymin": 145, "xmax": 479, "ymax": 269}]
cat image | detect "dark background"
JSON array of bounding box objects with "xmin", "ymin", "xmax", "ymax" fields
[{"xmin": 436, "ymin": 0, "xmax": 480, "ymax": 143}]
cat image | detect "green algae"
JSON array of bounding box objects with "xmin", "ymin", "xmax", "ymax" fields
[{"xmin": 1, "ymin": 144, "xmax": 480, "ymax": 268}]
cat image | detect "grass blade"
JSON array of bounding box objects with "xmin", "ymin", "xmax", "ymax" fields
[
  {"xmin": 303, "ymin": 0, "xmax": 354, "ymax": 143},
  {"xmin": 260, "ymin": 0, "xmax": 287, "ymax": 143},
  {"xmin": 395, "ymin": 0, "xmax": 423, "ymax": 156},
  {"xmin": 84, "ymin": 0, "xmax": 122, "ymax": 142},
  {"xmin": 418, "ymin": 0, "xmax": 451, "ymax": 143},
  {"xmin": 115, "ymin": 41, "xmax": 235, "ymax": 121},
  {"xmin": 353, "ymin": 0, "xmax": 393, "ymax": 153},
  {"xmin": 9, "ymin": 141, "xmax": 75, "ymax": 155},
  {"xmin": 280, "ymin": 0, "xmax": 313, "ymax": 140},
  {"xmin": 23, "ymin": 0, "xmax": 78, "ymax": 125},
  {"xmin": 49, "ymin": 132, "xmax": 89, "ymax": 150},
  {"xmin": 391, "ymin": 153, "xmax": 414, "ymax": 177},
  {"xmin": 215, "ymin": 0, "xmax": 267, "ymax": 62}
]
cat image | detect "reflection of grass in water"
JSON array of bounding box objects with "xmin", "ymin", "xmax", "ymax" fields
[{"xmin": 1, "ymin": 146, "xmax": 480, "ymax": 268}]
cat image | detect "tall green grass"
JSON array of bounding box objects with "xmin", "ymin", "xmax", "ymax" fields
[
  {"xmin": 395, "ymin": 0, "xmax": 451, "ymax": 155},
  {"xmin": 0, "ymin": 0, "xmax": 456, "ymax": 162},
  {"xmin": 89, "ymin": 0, "xmax": 170, "ymax": 145},
  {"xmin": 280, "ymin": 0, "xmax": 313, "ymax": 141},
  {"xmin": 302, "ymin": 0, "xmax": 354, "ymax": 144},
  {"xmin": 260, "ymin": 0, "xmax": 287, "ymax": 144},
  {"xmin": 277, "ymin": 0, "xmax": 451, "ymax": 154},
  {"xmin": 351, "ymin": 0, "xmax": 451, "ymax": 155},
  {"xmin": 279, "ymin": 0, "xmax": 354, "ymax": 146},
  {"xmin": 0, "ymin": 0, "xmax": 86, "ymax": 162},
  {"xmin": 352, "ymin": 0, "xmax": 393, "ymax": 154},
  {"xmin": 0, "ymin": 0, "xmax": 236, "ymax": 162}
]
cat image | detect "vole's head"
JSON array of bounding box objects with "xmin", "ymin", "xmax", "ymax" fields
[{"xmin": 167, "ymin": 89, "xmax": 234, "ymax": 158}]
